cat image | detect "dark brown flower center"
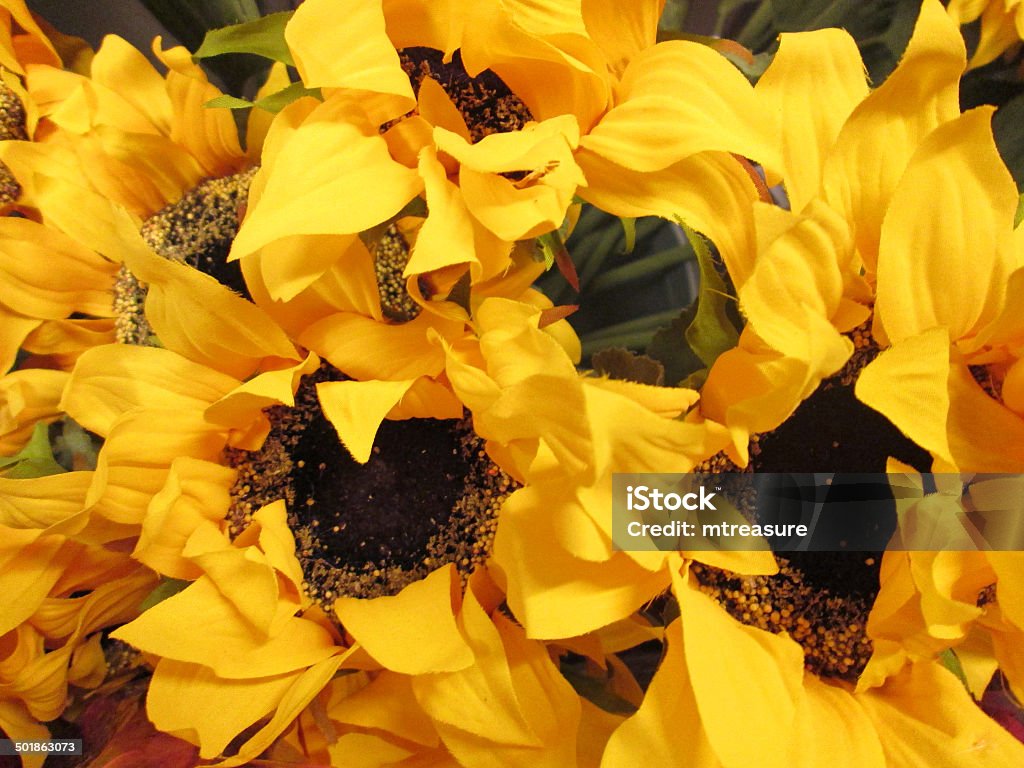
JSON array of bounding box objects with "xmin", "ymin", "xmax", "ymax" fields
[
  {"xmin": 226, "ymin": 363, "xmax": 516, "ymax": 606},
  {"xmin": 693, "ymin": 322, "xmax": 933, "ymax": 680},
  {"xmin": 397, "ymin": 47, "xmax": 533, "ymax": 142}
]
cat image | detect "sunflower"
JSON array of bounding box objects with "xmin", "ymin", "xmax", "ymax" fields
[
  {"xmin": 696, "ymin": 0, "xmax": 968, "ymax": 465},
  {"xmin": 600, "ymin": 556, "xmax": 1024, "ymax": 768},
  {"xmin": 52, "ymin": 205, "xmax": 673, "ymax": 762},
  {"xmin": 229, "ymin": 0, "xmax": 778, "ymax": 305},
  {"xmin": 948, "ymin": 0, "xmax": 1024, "ymax": 67},
  {"xmin": 0, "ymin": 468, "xmax": 158, "ymax": 768}
]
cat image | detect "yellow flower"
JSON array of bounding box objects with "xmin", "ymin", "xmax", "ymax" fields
[
  {"xmin": 948, "ymin": 0, "xmax": 1024, "ymax": 67},
  {"xmin": 230, "ymin": 0, "xmax": 777, "ymax": 303},
  {"xmin": 697, "ymin": 0, "xmax": 971, "ymax": 465},
  {"xmin": 49, "ymin": 215, "xmax": 594, "ymax": 757},
  {"xmin": 439, "ymin": 298, "xmax": 775, "ymax": 639},
  {"xmin": 0, "ymin": 470, "xmax": 157, "ymax": 766},
  {"xmin": 861, "ymin": 472, "xmax": 1024, "ymax": 702},
  {"xmin": 853, "ymin": 105, "xmax": 1024, "ymax": 472},
  {"xmin": 605, "ymin": 559, "xmax": 1024, "ymax": 768}
]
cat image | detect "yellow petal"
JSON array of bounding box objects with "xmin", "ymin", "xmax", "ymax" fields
[
  {"xmin": 412, "ymin": 586, "xmax": 540, "ymax": 748},
  {"xmin": 287, "ymin": 0, "xmax": 414, "ymax": 112},
  {"xmin": 494, "ymin": 487, "xmax": 670, "ymax": 638},
  {"xmin": 134, "ymin": 457, "xmax": 236, "ymax": 580},
  {"xmin": 600, "ymin": 618, "xmax": 718, "ymax": 768},
  {"xmin": 204, "ymin": 353, "xmax": 320, "ymax": 439},
  {"xmin": 89, "ymin": 34, "xmax": 172, "ymax": 134},
  {"xmin": 0, "ymin": 368, "xmax": 68, "ymax": 455},
  {"xmin": 822, "ymin": 0, "xmax": 965, "ymax": 274},
  {"xmin": 85, "ymin": 409, "xmax": 227, "ymax": 527},
  {"xmin": 580, "ymin": 40, "xmax": 777, "ymax": 174},
  {"xmin": 875, "ymin": 107, "xmax": 1018, "ymax": 343},
  {"xmin": 152, "ymin": 39, "xmax": 246, "ymax": 178},
  {"xmin": 300, "ymin": 310, "xmax": 456, "ymax": 381},
  {"xmin": 581, "ymin": 0, "xmax": 661, "ymax": 76},
  {"xmin": 855, "ymin": 328, "xmax": 953, "ymax": 467},
  {"xmin": 316, "ymin": 378, "xmax": 418, "ymax": 463},
  {"xmin": 230, "ymin": 95, "xmax": 422, "ymax": 261},
  {"xmin": 146, "ymin": 658, "xmax": 295, "ymax": 759},
  {"xmin": 675, "ymin": 569, "xmax": 804, "ymax": 768},
  {"xmin": 787, "ymin": 673, "xmax": 886, "ymax": 768},
  {"xmin": 0, "ymin": 304, "xmax": 39, "ymax": 374},
  {"xmin": 859, "ymin": 662, "xmax": 1024, "ymax": 767},
  {"xmin": 945, "ymin": 361, "xmax": 1024, "ymax": 472},
  {"xmin": 213, "ymin": 655, "xmax": 344, "ymax": 767},
  {"xmin": 406, "ymin": 145, "xmax": 483, "ymax": 279},
  {"xmin": 62, "ymin": 344, "xmax": 237, "ymax": 436},
  {"xmin": 334, "ymin": 564, "xmax": 474, "ymax": 674},
  {"xmin": 575, "ymin": 149, "xmax": 758, "ymax": 287},
  {"xmin": 0, "ymin": 699, "xmax": 50, "ymax": 768},
  {"xmin": 0, "ymin": 217, "xmax": 117, "ymax": 320},
  {"xmin": 755, "ymin": 28, "xmax": 868, "ymax": 211},
  {"xmin": 112, "ymin": 576, "xmax": 336, "ymax": 678},
  {"xmin": 740, "ymin": 199, "xmax": 853, "ymax": 376},
  {"xmin": 121, "ymin": 236, "xmax": 301, "ymax": 379},
  {"xmin": 330, "ymin": 671, "xmax": 440, "ymax": 747}
]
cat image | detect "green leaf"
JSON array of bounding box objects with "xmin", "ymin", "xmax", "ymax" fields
[
  {"xmin": 204, "ymin": 94, "xmax": 255, "ymax": 110},
  {"xmin": 254, "ymin": 82, "xmax": 322, "ymax": 113},
  {"xmin": 139, "ymin": 578, "xmax": 192, "ymax": 612},
  {"xmin": 193, "ymin": 12, "xmax": 295, "ymax": 67},
  {"xmin": 1016, "ymin": 194, "xmax": 1024, "ymax": 228},
  {"xmin": 644, "ymin": 222, "xmax": 740, "ymax": 387},
  {"xmin": 142, "ymin": 0, "xmax": 262, "ymax": 52},
  {"xmin": 204, "ymin": 83, "xmax": 324, "ymax": 114},
  {"xmin": 592, "ymin": 348, "xmax": 665, "ymax": 386},
  {"xmin": 0, "ymin": 422, "xmax": 66, "ymax": 479},
  {"xmin": 646, "ymin": 305, "xmax": 705, "ymax": 386},
  {"xmin": 678, "ymin": 219, "xmax": 740, "ymax": 368}
]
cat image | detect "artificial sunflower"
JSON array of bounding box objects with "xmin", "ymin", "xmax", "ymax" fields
[
  {"xmin": 54, "ymin": 204, "xmax": 669, "ymax": 762},
  {"xmin": 229, "ymin": 0, "xmax": 778, "ymax": 305},
  {"xmin": 0, "ymin": 468, "xmax": 158, "ymax": 768},
  {"xmin": 600, "ymin": 556, "xmax": 1024, "ymax": 768},
  {"xmin": 948, "ymin": 0, "xmax": 1024, "ymax": 67},
  {"xmin": 862, "ymin": 471, "xmax": 1024, "ymax": 703},
  {"xmin": 696, "ymin": 0, "xmax": 968, "ymax": 465}
]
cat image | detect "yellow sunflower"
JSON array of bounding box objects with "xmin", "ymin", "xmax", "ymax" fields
[
  {"xmin": 0, "ymin": 469, "xmax": 157, "ymax": 768},
  {"xmin": 859, "ymin": 471, "xmax": 1024, "ymax": 703},
  {"xmin": 52, "ymin": 202, "xmax": 665, "ymax": 762},
  {"xmin": 948, "ymin": 0, "xmax": 1024, "ymax": 67},
  {"xmin": 229, "ymin": 0, "xmax": 777, "ymax": 304},
  {"xmin": 601, "ymin": 556, "xmax": 1024, "ymax": 768},
  {"xmin": 696, "ymin": 0, "xmax": 970, "ymax": 466}
]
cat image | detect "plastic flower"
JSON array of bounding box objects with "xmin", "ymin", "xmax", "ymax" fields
[
  {"xmin": 603, "ymin": 558, "xmax": 1024, "ymax": 768},
  {"xmin": 948, "ymin": 0, "xmax": 1024, "ymax": 67},
  {"xmin": 853, "ymin": 105, "xmax": 1024, "ymax": 472},
  {"xmin": 54, "ymin": 208, "xmax": 661, "ymax": 760},
  {"xmin": 862, "ymin": 472, "xmax": 1024, "ymax": 703},
  {"xmin": 230, "ymin": 0, "xmax": 777, "ymax": 303},
  {"xmin": 0, "ymin": 470, "xmax": 157, "ymax": 766},
  {"xmin": 696, "ymin": 0, "xmax": 970, "ymax": 465}
]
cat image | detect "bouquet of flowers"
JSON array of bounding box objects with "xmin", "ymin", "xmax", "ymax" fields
[{"xmin": 1, "ymin": 1, "xmax": 1023, "ymax": 766}]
